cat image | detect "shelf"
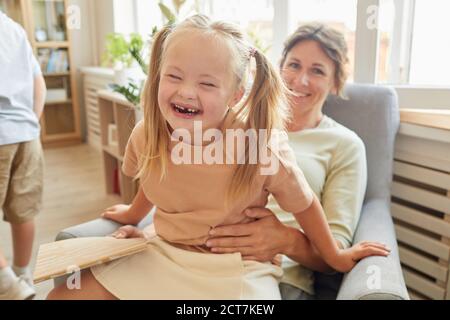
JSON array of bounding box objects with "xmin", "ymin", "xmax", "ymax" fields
[
  {"xmin": 99, "ymin": 92, "xmax": 138, "ymax": 203},
  {"xmin": 103, "ymin": 145, "xmax": 123, "ymax": 162},
  {"xmin": 35, "ymin": 41, "xmax": 69, "ymax": 48},
  {"xmin": 45, "ymin": 99, "xmax": 72, "ymax": 106},
  {"xmin": 98, "ymin": 90, "xmax": 136, "ymax": 109},
  {"xmin": 44, "ymin": 72, "xmax": 70, "ymax": 77},
  {"xmin": 400, "ymin": 109, "xmax": 450, "ymax": 131}
]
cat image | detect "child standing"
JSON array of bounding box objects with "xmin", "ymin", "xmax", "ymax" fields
[
  {"xmin": 0, "ymin": 10, "xmax": 46, "ymax": 300},
  {"xmin": 48, "ymin": 15, "xmax": 389, "ymax": 300}
]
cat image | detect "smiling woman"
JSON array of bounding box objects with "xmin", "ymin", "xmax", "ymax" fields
[{"xmin": 207, "ymin": 23, "xmax": 371, "ymax": 300}]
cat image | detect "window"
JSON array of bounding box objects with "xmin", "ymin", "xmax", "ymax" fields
[
  {"xmin": 409, "ymin": 0, "xmax": 450, "ymax": 86},
  {"xmin": 377, "ymin": 0, "xmax": 450, "ymax": 86},
  {"xmin": 135, "ymin": 0, "xmax": 163, "ymax": 37},
  {"xmin": 205, "ymin": 0, "xmax": 274, "ymax": 56}
]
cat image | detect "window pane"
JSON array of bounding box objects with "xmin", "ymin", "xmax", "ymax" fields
[
  {"xmin": 378, "ymin": 0, "xmax": 450, "ymax": 86},
  {"xmin": 376, "ymin": 0, "xmax": 398, "ymax": 84},
  {"xmin": 409, "ymin": 0, "xmax": 450, "ymax": 86},
  {"xmin": 136, "ymin": 0, "xmax": 163, "ymax": 36},
  {"xmin": 206, "ymin": 0, "xmax": 274, "ymax": 56},
  {"xmin": 290, "ymin": 0, "xmax": 358, "ymax": 82}
]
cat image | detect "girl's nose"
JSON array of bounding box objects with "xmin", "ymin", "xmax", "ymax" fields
[{"xmin": 178, "ymin": 83, "xmax": 196, "ymax": 100}]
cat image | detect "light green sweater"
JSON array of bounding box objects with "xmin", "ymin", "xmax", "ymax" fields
[{"xmin": 267, "ymin": 115, "xmax": 368, "ymax": 295}]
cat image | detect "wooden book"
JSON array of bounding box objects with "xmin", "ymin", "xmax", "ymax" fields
[{"xmin": 33, "ymin": 237, "xmax": 149, "ymax": 284}]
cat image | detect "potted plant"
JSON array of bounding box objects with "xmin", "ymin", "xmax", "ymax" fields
[{"xmin": 102, "ymin": 33, "xmax": 146, "ymax": 86}]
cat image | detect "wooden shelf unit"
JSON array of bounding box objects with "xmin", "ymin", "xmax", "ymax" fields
[
  {"xmin": 98, "ymin": 90, "xmax": 139, "ymax": 204},
  {"xmin": 1, "ymin": 0, "xmax": 81, "ymax": 147}
]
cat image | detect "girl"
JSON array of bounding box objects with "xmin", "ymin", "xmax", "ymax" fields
[{"xmin": 47, "ymin": 15, "xmax": 389, "ymax": 300}]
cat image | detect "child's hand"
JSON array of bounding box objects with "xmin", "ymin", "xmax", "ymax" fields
[
  {"xmin": 110, "ymin": 225, "xmax": 145, "ymax": 239},
  {"xmin": 101, "ymin": 204, "xmax": 132, "ymax": 225},
  {"xmin": 332, "ymin": 242, "xmax": 391, "ymax": 273}
]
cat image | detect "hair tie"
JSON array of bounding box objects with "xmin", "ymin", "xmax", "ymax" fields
[{"xmin": 249, "ymin": 47, "xmax": 257, "ymax": 59}]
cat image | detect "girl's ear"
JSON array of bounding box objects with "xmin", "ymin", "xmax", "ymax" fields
[{"xmin": 229, "ymin": 86, "xmax": 245, "ymax": 108}]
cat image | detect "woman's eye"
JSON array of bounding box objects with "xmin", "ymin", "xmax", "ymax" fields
[
  {"xmin": 312, "ymin": 68, "xmax": 325, "ymax": 75},
  {"xmin": 201, "ymin": 82, "xmax": 216, "ymax": 88},
  {"xmin": 288, "ymin": 63, "xmax": 300, "ymax": 69}
]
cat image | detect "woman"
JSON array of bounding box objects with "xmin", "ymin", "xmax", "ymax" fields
[{"xmin": 206, "ymin": 23, "xmax": 368, "ymax": 300}]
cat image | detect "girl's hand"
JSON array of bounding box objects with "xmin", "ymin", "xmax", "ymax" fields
[
  {"xmin": 101, "ymin": 204, "xmax": 133, "ymax": 225},
  {"xmin": 332, "ymin": 242, "xmax": 391, "ymax": 273},
  {"xmin": 110, "ymin": 225, "xmax": 145, "ymax": 239}
]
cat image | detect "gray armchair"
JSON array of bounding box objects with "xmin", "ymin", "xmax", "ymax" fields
[{"xmin": 54, "ymin": 83, "xmax": 409, "ymax": 300}]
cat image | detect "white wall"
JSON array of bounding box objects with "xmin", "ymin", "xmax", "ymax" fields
[{"xmin": 68, "ymin": 0, "xmax": 114, "ymax": 140}]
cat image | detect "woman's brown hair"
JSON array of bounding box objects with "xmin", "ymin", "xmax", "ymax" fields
[{"xmin": 280, "ymin": 22, "xmax": 350, "ymax": 97}]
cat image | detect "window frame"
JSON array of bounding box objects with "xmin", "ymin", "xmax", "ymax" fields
[{"xmin": 117, "ymin": 0, "xmax": 450, "ymax": 110}]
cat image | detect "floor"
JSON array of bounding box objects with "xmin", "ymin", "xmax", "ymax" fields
[{"xmin": 0, "ymin": 144, "xmax": 120, "ymax": 300}]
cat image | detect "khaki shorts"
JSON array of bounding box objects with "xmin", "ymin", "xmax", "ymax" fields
[{"xmin": 0, "ymin": 139, "xmax": 44, "ymax": 224}]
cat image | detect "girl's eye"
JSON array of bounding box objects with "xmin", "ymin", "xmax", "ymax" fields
[
  {"xmin": 201, "ymin": 82, "xmax": 216, "ymax": 88},
  {"xmin": 168, "ymin": 74, "xmax": 181, "ymax": 80}
]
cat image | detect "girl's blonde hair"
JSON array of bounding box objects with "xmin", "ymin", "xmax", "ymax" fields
[
  {"xmin": 280, "ymin": 22, "xmax": 350, "ymax": 97},
  {"xmin": 137, "ymin": 14, "xmax": 289, "ymax": 203}
]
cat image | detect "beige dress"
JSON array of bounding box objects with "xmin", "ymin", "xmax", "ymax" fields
[{"xmin": 91, "ymin": 118, "xmax": 314, "ymax": 300}]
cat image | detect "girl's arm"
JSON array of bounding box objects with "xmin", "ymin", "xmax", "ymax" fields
[
  {"xmin": 207, "ymin": 207, "xmax": 340, "ymax": 272},
  {"xmin": 283, "ymin": 225, "xmax": 343, "ymax": 273},
  {"xmin": 102, "ymin": 185, "xmax": 154, "ymax": 226},
  {"xmin": 294, "ymin": 195, "xmax": 390, "ymax": 273}
]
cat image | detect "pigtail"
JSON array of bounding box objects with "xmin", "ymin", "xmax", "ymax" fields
[
  {"xmin": 226, "ymin": 48, "xmax": 290, "ymax": 205},
  {"xmin": 136, "ymin": 25, "xmax": 174, "ymax": 182}
]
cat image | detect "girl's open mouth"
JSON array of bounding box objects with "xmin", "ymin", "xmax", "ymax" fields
[{"xmin": 171, "ymin": 103, "xmax": 202, "ymax": 116}]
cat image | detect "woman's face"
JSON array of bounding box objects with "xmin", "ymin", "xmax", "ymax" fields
[{"xmin": 281, "ymin": 40, "xmax": 337, "ymax": 114}]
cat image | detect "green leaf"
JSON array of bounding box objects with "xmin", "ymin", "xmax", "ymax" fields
[{"xmin": 158, "ymin": 2, "xmax": 176, "ymax": 23}]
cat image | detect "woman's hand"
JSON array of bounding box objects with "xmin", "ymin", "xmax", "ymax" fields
[
  {"xmin": 101, "ymin": 204, "xmax": 134, "ymax": 225},
  {"xmin": 332, "ymin": 242, "xmax": 391, "ymax": 273},
  {"xmin": 206, "ymin": 208, "xmax": 292, "ymax": 262},
  {"xmin": 110, "ymin": 225, "xmax": 145, "ymax": 239}
]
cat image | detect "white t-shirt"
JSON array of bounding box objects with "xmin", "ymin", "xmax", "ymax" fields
[{"xmin": 0, "ymin": 10, "xmax": 42, "ymax": 145}]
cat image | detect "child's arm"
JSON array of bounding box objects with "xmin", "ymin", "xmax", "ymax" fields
[
  {"xmin": 33, "ymin": 75, "xmax": 46, "ymax": 119},
  {"xmin": 294, "ymin": 195, "xmax": 390, "ymax": 273},
  {"xmin": 102, "ymin": 185, "xmax": 154, "ymax": 226}
]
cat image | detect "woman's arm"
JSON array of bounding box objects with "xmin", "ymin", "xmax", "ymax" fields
[
  {"xmin": 102, "ymin": 185, "xmax": 154, "ymax": 226},
  {"xmin": 207, "ymin": 207, "xmax": 340, "ymax": 273}
]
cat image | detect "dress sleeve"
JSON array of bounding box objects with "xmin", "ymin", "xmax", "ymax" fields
[{"xmin": 122, "ymin": 121, "xmax": 145, "ymax": 178}]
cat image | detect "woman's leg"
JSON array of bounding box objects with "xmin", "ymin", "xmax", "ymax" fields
[
  {"xmin": 47, "ymin": 269, "xmax": 118, "ymax": 300},
  {"xmin": 279, "ymin": 283, "xmax": 314, "ymax": 300}
]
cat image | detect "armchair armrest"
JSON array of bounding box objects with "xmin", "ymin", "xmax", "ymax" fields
[
  {"xmin": 52, "ymin": 210, "xmax": 154, "ymax": 288},
  {"xmin": 336, "ymin": 199, "xmax": 409, "ymax": 300},
  {"xmin": 55, "ymin": 210, "xmax": 155, "ymax": 241}
]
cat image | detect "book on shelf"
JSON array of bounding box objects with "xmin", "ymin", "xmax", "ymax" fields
[{"xmin": 37, "ymin": 48, "xmax": 69, "ymax": 74}]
